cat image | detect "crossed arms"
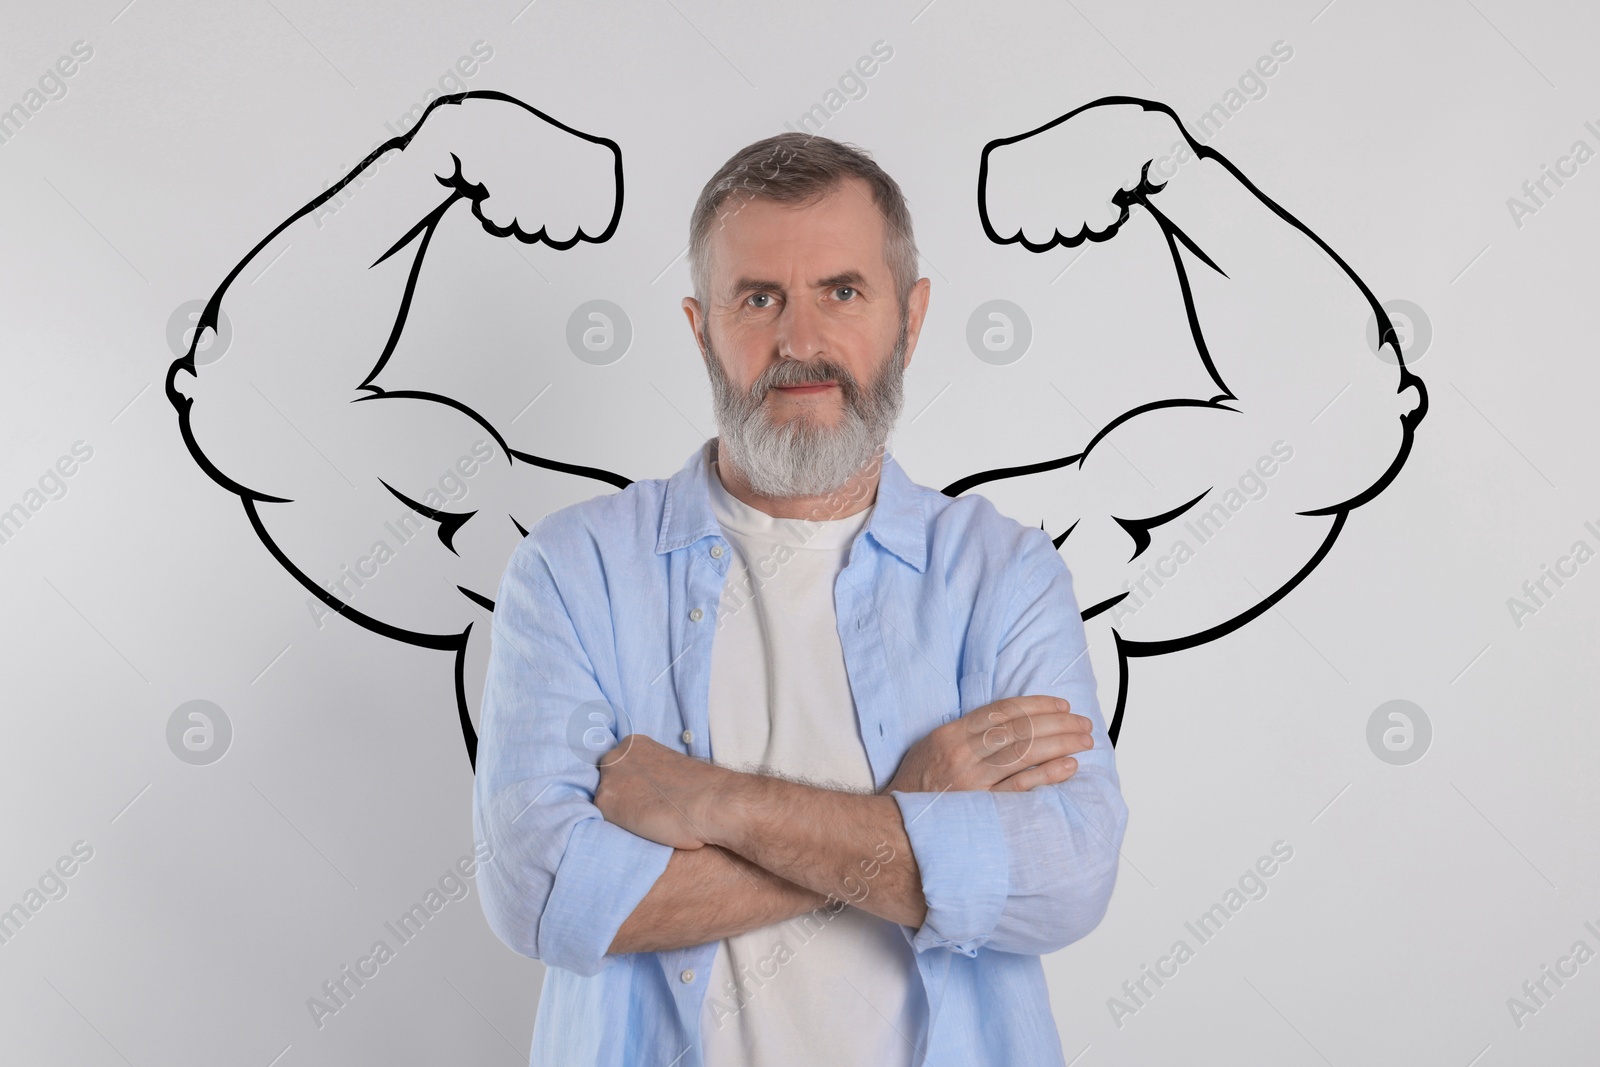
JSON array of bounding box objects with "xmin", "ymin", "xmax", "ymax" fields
[
  {"xmin": 472, "ymin": 520, "xmax": 1129, "ymax": 976},
  {"xmin": 598, "ymin": 690, "xmax": 1091, "ymax": 952}
]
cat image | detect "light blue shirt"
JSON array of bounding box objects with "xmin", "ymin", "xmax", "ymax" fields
[{"xmin": 473, "ymin": 438, "xmax": 1128, "ymax": 1067}]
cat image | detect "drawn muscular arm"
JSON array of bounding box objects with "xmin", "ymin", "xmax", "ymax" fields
[
  {"xmin": 167, "ymin": 93, "xmax": 630, "ymax": 766},
  {"xmin": 167, "ymin": 91, "xmax": 622, "ymax": 506},
  {"xmin": 968, "ymin": 99, "xmax": 1425, "ymax": 631},
  {"xmin": 1100, "ymin": 107, "xmax": 1425, "ymax": 515}
]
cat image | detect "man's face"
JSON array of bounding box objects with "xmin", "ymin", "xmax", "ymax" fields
[{"xmin": 684, "ymin": 177, "xmax": 930, "ymax": 497}]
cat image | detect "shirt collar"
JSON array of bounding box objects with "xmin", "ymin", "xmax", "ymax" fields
[{"xmin": 656, "ymin": 437, "xmax": 928, "ymax": 573}]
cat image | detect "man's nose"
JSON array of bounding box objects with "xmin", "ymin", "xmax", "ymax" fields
[{"xmin": 775, "ymin": 297, "xmax": 826, "ymax": 362}]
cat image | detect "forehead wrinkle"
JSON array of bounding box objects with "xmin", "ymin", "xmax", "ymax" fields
[{"xmin": 709, "ymin": 185, "xmax": 893, "ymax": 302}]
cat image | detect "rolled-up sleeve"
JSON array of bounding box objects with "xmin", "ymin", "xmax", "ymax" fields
[
  {"xmin": 893, "ymin": 528, "xmax": 1128, "ymax": 957},
  {"xmin": 892, "ymin": 789, "xmax": 1008, "ymax": 955},
  {"xmin": 471, "ymin": 528, "xmax": 674, "ymax": 978}
]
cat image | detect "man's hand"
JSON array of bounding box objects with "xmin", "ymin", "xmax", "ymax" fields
[
  {"xmin": 595, "ymin": 734, "xmax": 723, "ymax": 851},
  {"xmin": 883, "ymin": 696, "xmax": 1095, "ymax": 795}
]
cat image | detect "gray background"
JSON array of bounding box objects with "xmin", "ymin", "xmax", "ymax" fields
[{"xmin": 2, "ymin": 0, "xmax": 1597, "ymax": 1064}]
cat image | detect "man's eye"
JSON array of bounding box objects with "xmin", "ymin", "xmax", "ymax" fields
[
  {"xmin": 833, "ymin": 286, "xmax": 857, "ymax": 301},
  {"xmin": 748, "ymin": 293, "xmax": 774, "ymax": 308}
]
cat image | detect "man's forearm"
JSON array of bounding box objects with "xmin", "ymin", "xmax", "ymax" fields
[
  {"xmin": 608, "ymin": 844, "xmax": 826, "ymax": 955},
  {"xmin": 705, "ymin": 773, "xmax": 927, "ymax": 928}
]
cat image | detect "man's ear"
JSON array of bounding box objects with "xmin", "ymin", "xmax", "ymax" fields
[
  {"xmin": 901, "ymin": 277, "xmax": 932, "ymax": 369},
  {"xmin": 682, "ymin": 297, "xmax": 707, "ymax": 362}
]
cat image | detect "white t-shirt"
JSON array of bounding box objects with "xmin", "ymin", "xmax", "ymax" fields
[{"xmin": 699, "ymin": 458, "xmax": 921, "ymax": 1067}]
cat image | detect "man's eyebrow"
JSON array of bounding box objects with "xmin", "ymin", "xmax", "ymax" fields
[
  {"xmin": 815, "ymin": 270, "xmax": 868, "ymax": 290},
  {"xmin": 726, "ymin": 277, "xmax": 786, "ymax": 299},
  {"xmin": 723, "ymin": 270, "xmax": 871, "ymax": 301}
]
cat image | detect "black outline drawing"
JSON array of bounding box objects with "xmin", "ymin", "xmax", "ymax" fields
[
  {"xmin": 167, "ymin": 92, "xmax": 630, "ymax": 770},
  {"xmin": 948, "ymin": 97, "xmax": 1427, "ymax": 744},
  {"xmin": 168, "ymin": 93, "xmax": 1425, "ymax": 768}
]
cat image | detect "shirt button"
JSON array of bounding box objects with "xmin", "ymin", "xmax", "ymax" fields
[
  {"xmin": 689, "ymin": 608, "xmax": 704, "ymax": 622},
  {"xmin": 710, "ymin": 544, "xmax": 724, "ymax": 558},
  {"xmin": 681, "ymin": 729, "xmax": 694, "ymax": 744},
  {"xmin": 680, "ymin": 969, "xmax": 695, "ymax": 983}
]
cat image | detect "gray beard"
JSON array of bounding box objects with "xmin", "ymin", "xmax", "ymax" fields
[{"xmin": 702, "ymin": 316, "xmax": 908, "ymax": 498}]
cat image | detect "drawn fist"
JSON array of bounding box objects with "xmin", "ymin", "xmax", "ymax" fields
[
  {"xmin": 429, "ymin": 94, "xmax": 622, "ymax": 248},
  {"xmin": 980, "ymin": 99, "xmax": 1180, "ymax": 249}
]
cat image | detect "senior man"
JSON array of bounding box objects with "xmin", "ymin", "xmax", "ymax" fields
[{"xmin": 473, "ymin": 133, "xmax": 1127, "ymax": 1067}]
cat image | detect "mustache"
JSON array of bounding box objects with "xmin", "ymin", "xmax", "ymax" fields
[{"xmin": 749, "ymin": 357, "xmax": 861, "ymax": 402}]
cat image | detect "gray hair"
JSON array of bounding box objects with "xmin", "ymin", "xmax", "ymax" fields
[{"xmin": 687, "ymin": 132, "xmax": 920, "ymax": 314}]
